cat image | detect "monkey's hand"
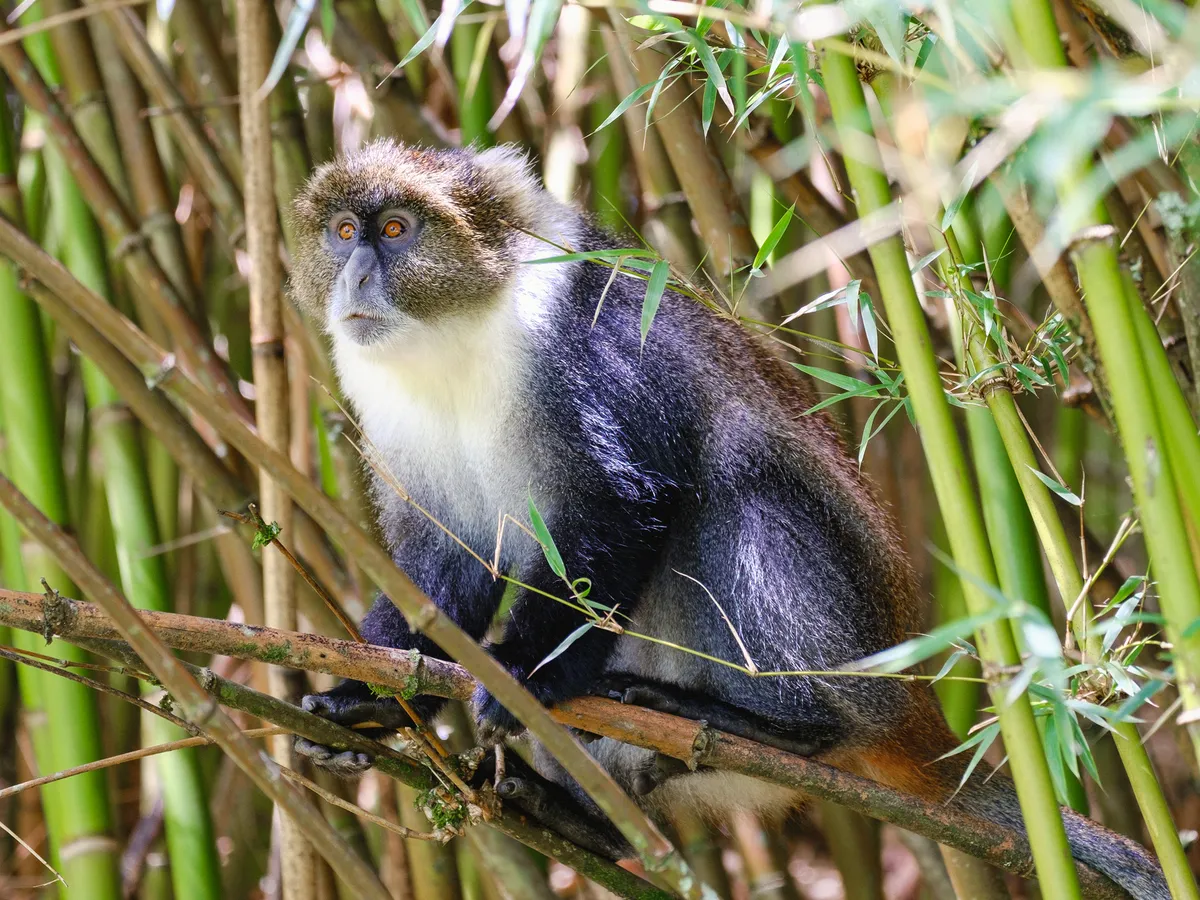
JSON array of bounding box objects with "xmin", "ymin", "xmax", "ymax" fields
[
  {"xmin": 294, "ymin": 679, "xmax": 417, "ymax": 777},
  {"xmin": 471, "ymin": 656, "xmax": 567, "ymax": 745}
]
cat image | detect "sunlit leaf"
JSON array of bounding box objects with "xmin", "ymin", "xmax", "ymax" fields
[
  {"xmin": 850, "ymin": 606, "xmax": 1012, "ymax": 673},
  {"xmin": 753, "ymin": 203, "xmax": 795, "ymax": 270},
  {"xmin": 1027, "ymin": 466, "xmax": 1082, "ymax": 506},
  {"xmin": 910, "ymin": 247, "xmax": 946, "ymax": 274},
  {"xmin": 701, "ymin": 77, "xmax": 717, "ymax": 136},
  {"xmin": 941, "ymin": 162, "xmax": 979, "ymax": 232},
  {"xmin": 859, "ymin": 291, "xmax": 879, "ymax": 362},
  {"xmin": 792, "ymin": 364, "xmax": 874, "ymax": 394},
  {"xmin": 685, "ymin": 32, "xmax": 733, "ymax": 114},
  {"xmin": 592, "ymin": 82, "xmax": 655, "ymax": 134}
]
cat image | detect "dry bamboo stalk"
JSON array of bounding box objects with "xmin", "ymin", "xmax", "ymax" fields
[
  {"xmin": 0, "ymin": 480, "xmax": 391, "ymax": 899},
  {"xmin": 167, "ymin": 0, "xmax": 244, "ymax": 184},
  {"xmin": 599, "ymin": 25, "xmax": 699, "ymax": 272},
  {"xmin": 611, "ymin": 15, "xmax": 756, "ymax": 297},
  {"xmin": 237, "ymin": 1, "xmax": 312, "ymax": 896},
  {"xmin": 543, "ymin": 4, "xmax": 591, "ymax": 204}
]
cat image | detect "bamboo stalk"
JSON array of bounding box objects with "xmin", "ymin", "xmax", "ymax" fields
[
  {"xmin": 600, "ymin": 24, "xmax": 698, "ymax": 270},
  {"xmin": 1006, "ymin": 0, "xmax": 1200, "ymax": 767},
  {"xmin": 543, "ymin": 4, "xmax": 590, "ymax": 203},
  {"xmin": 167, "ymin": 0, "xmax": 244, "ymax": 184},
  {"xmin": 0, "ymin": 474, "xmax": 393, "ymax": 899},
  {"xmin": 95, "ymin": 3, "xmax": 247, "ymax": 237},
  {"xmin": 238, "ymin": 3, "xmax": 314, "ymax": 897},
  {"xmin": 941, "ymin": 207, "xmax": 1200, "ymax": 900},
  {"xmin": 0, "ymin": 78, "xmax": 123, "ymax": 899},
  {"xmin": 817, "ymin": 41, "xmax": 1085, "ymax": 900},
  {"xmin": 613, "ymin": 15, "xmax": 756, "ymax": 295},
  {"xmin": 0, "ymin": 18, "xmax": 251, "ymax": 421}
]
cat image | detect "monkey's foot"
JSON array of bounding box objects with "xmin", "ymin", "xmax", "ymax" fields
[
  {"xmin": 630, "ymin": 753, "xmax": 689, "ymax": 796},
  {"xmin": 294, "ymin": 739, "xmax": 374, "ymax": 777},
  {"xmin": 294, "ymin": 681, "xmax": 418, "ymax": 777},
  {"xmin": 301, "ymin": 682, "xmax": 414, "ymax": 734},
  {"xmin": 477, "ymin": 754, "xmax": 631, "ymax": 861},
  {"xmin": 471, "ymin": 684, "xmax": 526, "ymax": 745}
]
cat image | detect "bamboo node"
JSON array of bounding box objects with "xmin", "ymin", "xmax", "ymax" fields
[
  {"xmin": 112, "ymin": 228, "xmax": 148, "ymax": 260},
  {"xmin": 144, "ymin": 353, "xmax": 178, "ymax": 390},
  {"xmin": 688, "ymin": 722, "xmax": 715, "ymax": 770},
  {"xmin": 39, "ymin": 578, "xmax": 76, "ymax": 644}
]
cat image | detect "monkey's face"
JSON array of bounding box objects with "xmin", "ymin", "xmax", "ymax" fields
[{"xmin": 290, "ymin": 141, "xmax": 515, "ymax": 351}]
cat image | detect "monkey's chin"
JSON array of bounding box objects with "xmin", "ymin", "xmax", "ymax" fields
[{"xmin": 332, "ymin": 314, "xmax": 414, "ymax": 350}]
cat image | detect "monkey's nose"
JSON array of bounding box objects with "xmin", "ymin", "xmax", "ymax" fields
[{"xmin": 358, "ymin": 273, "xmax": 370, "ymax": 287}]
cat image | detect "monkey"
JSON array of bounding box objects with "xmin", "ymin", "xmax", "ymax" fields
[{"xmin": 287, "ymin": 139, "xmax": 1168, "ymax": 899}]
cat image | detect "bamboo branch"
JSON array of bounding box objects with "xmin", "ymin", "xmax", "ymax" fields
[
  {"xmin": 18, "ymin": 623, "xmax": 672, "ymax": 900},
  {"xmin": 0, "ymin": 587, "xmax": 1141, "ymax": 900},
  {"xmin": 0, "ymin": 475, "xmax": 391, "ymax": 899}
]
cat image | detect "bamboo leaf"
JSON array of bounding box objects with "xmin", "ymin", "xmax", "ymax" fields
[
  {"xmin": 528, "ymin": 494, "xmax": 566, "ymax": 579},
  {"xmin": 685, "ymin": 32, "xmax": 733, "ymax": 114},
  {"xmin": 261, "ymin": 0, "xmax": 316, "ymax": 97},
  {"xmin": 640, "ymin": 259, "xmax": 670, "ymax": 346},
  {"xmin": 701, "ymin": 77, "xmax": 717, "ymax": 136},
  {"xmin": 530, "ymin": 622, "xmax": 595, "ymax": 677},
  {"xmin": 1027, "ymin": 466, "xmax": 1083, "ymax": 506},
  {"xmin": 591, "ymin": 82, "xmax": 655, "ymax": 134},
  {"xmin": 859, "ymin": 291, "xmax": 879, "ymax": 362},
  {"xmin": 941, "ymin": 162, "xmax": 979, "ymax": 232},
  {"xmin": 753, "ymin": 203, "xmax": 795, "ymax": 270},
  {"xmin": 792, "ymin": 363, "xmax": 875, "ymax": 394}
]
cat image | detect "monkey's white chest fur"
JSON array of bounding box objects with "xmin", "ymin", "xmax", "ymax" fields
[{"xmin": 331, "ymin": 302, "xmax": 541, "ymax": 550}]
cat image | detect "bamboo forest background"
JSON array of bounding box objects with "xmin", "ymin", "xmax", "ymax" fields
[{"xmin": 0, "ymin": 0, "xmax": 1198, "ymax": 898}]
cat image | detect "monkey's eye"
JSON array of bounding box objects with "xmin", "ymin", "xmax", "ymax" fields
[
  {"xmin": 381, "ymin": 218, "xmax": 407, "ymax": 240},
  {"xmin": 335, "ymin": 220, "xmax": 357, "ymax": 241}
]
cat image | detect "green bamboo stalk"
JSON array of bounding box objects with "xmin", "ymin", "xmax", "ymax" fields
[
  {"xmin": 931, "ymin": 513, "xmax": 982, "ymax": 739},
  {"xmin": 941, "ymin": 233, "xmax": 1198, "ymax": 897},
  {"xmin": 1126, "ymin": 276, "xmax": 1200, "ymax": 543},
  {"xmin": 1006, "ymin": 0, "xmax": 1200, "ymax": 765},
  {"xmin": 670, "ymin": 808, "xmax": 732, "ymax": 900},
  {"xmin": 817, "ymin": 42, "xmax": 1084, "ymax": 900},
  {"xmin": 588, "ymin": 43, "xmax": 628, "ymax": 234},
  {"xmin": 24, "ymin": 17, "xmax": 226, "ymax": 895},
  {"xmin": 0, "ymin": 75, "xmax": 122, "ymax": 900},
  {"xmin": 451, "ymin": 9, "xmax": 494, "ymax": 149},
  {"xmin": 0, "ymin": 353, "xmax": 20, "ymax": 872}
]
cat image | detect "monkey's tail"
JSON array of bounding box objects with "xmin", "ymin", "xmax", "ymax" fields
[{"xmin": 847, "ymin": 706, "xmax": 1170, "ymax": 900}]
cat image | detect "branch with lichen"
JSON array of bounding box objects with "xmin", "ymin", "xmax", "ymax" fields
[{"xmin": 0, "ymin": 586, "xmax": 1137, "ymax": 900}]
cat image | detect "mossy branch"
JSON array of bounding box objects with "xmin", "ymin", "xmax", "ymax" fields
[{"xmin": 0, "ymin": 587, "xmax": 1137, "ymax": 900}]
